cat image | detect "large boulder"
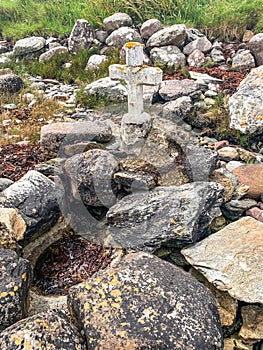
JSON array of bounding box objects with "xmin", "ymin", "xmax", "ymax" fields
[
  {"xmin": 0, "ymin": 170, "xmax": 63, "ymax": 245},
  {"xmin": 40, "ymin": 120, "xmax": 113, "ymax": 158},
  {"xmin": 146, "ymin": 24, "xmax": 186, "ymax": 47},
  {"xmin": 0, "ymin": 249, "xmax": 31, "ymax": 331},
  {"xmin": 106, "ymin": 182, "xmax": 224, "ymax": 251},
  {"xmin": 228, "ymin": 65, "xmax": 263, "ymax": 134},
  {"xmin": 64, "ymin": 149, "xmax": 119, "ymax": 208},
  {"xmin": 84, "ymin": 77, "xmax": 127, "ymax": 102},
  {"xmin": 103, "ymin": 12, "xmax": 132, "ymax": 33},
  {"xmin": 0, "ymin": 74, "xmax": 23, "ymax": 93},
  {"xmin": 248, "ymin": 32, "xmax": 263, "ymax": 66},
  {"xmin": 0, "ymin": 309, "xmax": 86, "ymax": 349},
  {"xmin": 105, "ymin": 27, "xmax": 142, "ymax": 48},
  {"xmin": 68, "ymin": 19, "xmax": 95, "ymax": 53},
  {"xmin": 182, "ymin": 217, "xmax": 263, "ymax": 304},
  {"xmin": 13, "ymin": 36, "xmax": 46, "ymax": 58},
  {"xmin": 68, "ymin": 252, "xmax": 223, "ymax": 349},
  {"xmin": 150, "ymin": 45, "xmax": 186, "ymax": 69}
]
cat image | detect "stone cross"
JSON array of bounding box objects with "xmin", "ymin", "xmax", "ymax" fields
[{"xmin": 109, "ymin": 42, "xmax": 162, "ymax": 117}]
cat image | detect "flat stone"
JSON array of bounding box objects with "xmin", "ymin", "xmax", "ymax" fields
[
  {"xmin": 39, "ymin": 46, "xmax": 68, "ymax": 62},
  {"xmin": 14, "ymin": 36, "xmax": 46, "ymax": 56},
  {"xmin": 0, "ymin": 74, "xmax": 23, "ymax": 93},
  {"xmin": 0, "ymin": 249, "xmax": 31, "ymax": 331},
  {"xmin": 68, "ymin": 19, "xmax": 95, "ymax": 53},
  {"xmin": 40, "ymin": 120, "xmax": 112, "ymax": 158},
  {"xmin": 150, "ymin": 45, "xmax": 186, "ymax": 69},
  {"xmin": 0, "ymin": 309, "xmax": 86, "ymax": 349},
  {"xmin": 106, "ymin": 182, "xmax": 224, "ymax": 251},
  {"xmin": 105, "ymin": 27, "xmax": 142, "ymax": 48},
  {"xmin": 1, "ymin": 170, "xmax": 63, "ymax": 245},
  {"xmin": 0, "ymin": 208, "xmax": 26, "ymax": 249},
  {"xmin": 103, "ymin": 12, "xmax": 132, "ymax": 33},
  {"xmin": 68, "ymin": 252, "xmax": 223, "ymax": 349},
  {"xmin": 146, "ymin": 24, "xmax": 186, "ymax": 47},
  {"xmin": 64, "ymin": 149, "xmax": 119, "ymax": 208},
  {"xmin": 140, "ymin": 18, "xmax": 163, "ymax": 40},
  {"xmin": 182, "ymin": 217, "xmax": 263, "ymax": 304},
  {"xmin": 239, "ymin": 305, "xmax": 263, "ymax": 343},
  {"xmin": 159, "ymin": 79, "xmax": 201, "ymax": 101},
  {"xmin": 232, "ymin": 164, "xmax": 263, "ymax": 199}
]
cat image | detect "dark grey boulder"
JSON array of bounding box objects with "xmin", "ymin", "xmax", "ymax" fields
[
  {"xmin": 64, "ymin": 149, "xmax": 119, "ymax": 208},
  {"xmin": 0, "ymin": 309, "xmax": 86, "ymax": 349},
  {"xmin": 0, "ymin": 74, "xmax": 23, "ymax": 93},
  {"xmin": 0, "ymin": 249, "xmax": 31, "ymax": 331},
  {"xmin": 68, "ymin": 252, "xmax": 223, "ymax": 349},
  {"xmin": 0, "ymin": 170, "xmax": 63, "ymax": 245},
  {"xmin": 106, "ymin": 181, "xmax": 224, "ymax": 251}
]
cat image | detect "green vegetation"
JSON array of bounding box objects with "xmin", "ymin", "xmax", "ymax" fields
[
  {"xmin": 0, "ymin": 0, "xmax": 263, "ymax": 40},
  {"xmin": 2, "ymin": 47, "xmax": 120, "ymax": 84}
]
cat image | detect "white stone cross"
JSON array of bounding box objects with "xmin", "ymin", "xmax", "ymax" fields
[{"xmin": 109, "ymin": 42, "xmax": 162, "ymax": 117}]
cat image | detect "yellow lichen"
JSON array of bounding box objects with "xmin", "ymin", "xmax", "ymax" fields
[
  {"xmin": 22, "ymin": 273, "xmax": 27, "ymax": 281},
  {"xmin": 15, "ymin": 338, "xmax": 22, "ymax": 345},
  {"xmin": 110, "ymin": 289, "xmax": 121, "ymax": 298},
  {"xmin": 13, "ymin": 286, "xmax": 19, "ymax": 291},
  {"xmin": 0, "ymin": 292, "xmax": 8, "ymax": 298},
  {"xmin": 124, "ymin": 42, "xmax": 143, "ymax": 49}
]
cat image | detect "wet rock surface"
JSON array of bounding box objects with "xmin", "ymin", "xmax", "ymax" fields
[{"xmin": 68, "ymin": 252, "xmax": 223, "ymax": 350}]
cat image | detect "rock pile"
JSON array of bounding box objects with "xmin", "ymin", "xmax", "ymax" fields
[{"xmin": 0, "ymin": 12, "xmax": 263, "ymax": 350}]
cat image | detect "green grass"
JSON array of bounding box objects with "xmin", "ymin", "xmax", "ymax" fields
[
  {"xmin": 1, "ymin": 46, "xmax": 120, "ymax": 84},
  {"xmin": 0, "ymin": 0, "xmax": 263, "ymax": 40}
]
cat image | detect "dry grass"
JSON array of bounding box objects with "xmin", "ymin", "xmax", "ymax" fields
[{"xmin": 0, "ymin": 95, "xmax": 64, "ymax": 146}]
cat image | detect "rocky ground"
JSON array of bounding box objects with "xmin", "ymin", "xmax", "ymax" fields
[{"xmin": 0, "ymin": 12, "xmax": 263, "ymax": 350}]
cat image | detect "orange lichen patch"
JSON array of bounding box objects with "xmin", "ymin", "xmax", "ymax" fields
[{"xmin": 124, "ymin": 42, "xmax": 143, "ymax": 49}]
